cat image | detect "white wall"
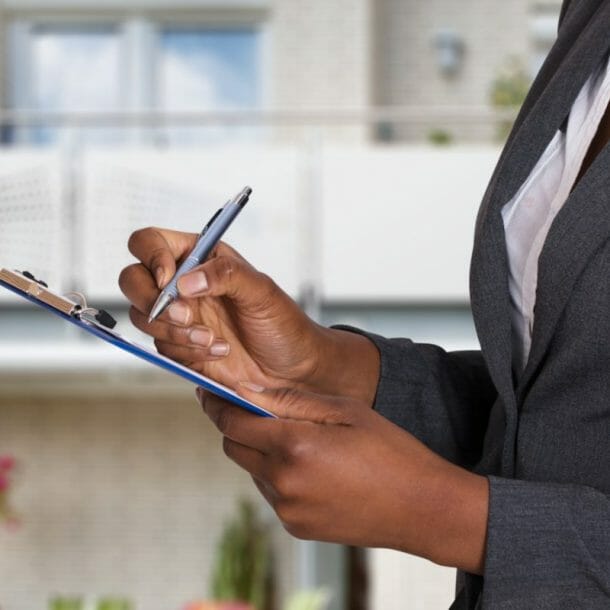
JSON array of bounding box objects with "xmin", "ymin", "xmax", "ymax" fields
[
  {"xmin": 73, "ymin": 145, "xmax": 500, "ymax": 303},
  {"xmin": 0, "ymin": 375, "xmax": 298, "ymax": 610},
  {"xmin": 370, "ymin": 549, "xmax": 456, "ymax": 610}
]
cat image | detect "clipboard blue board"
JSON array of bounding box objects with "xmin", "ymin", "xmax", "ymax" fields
[{"xmin": 0, "ymin": 268, "xmax": 275, "ymax": 418}]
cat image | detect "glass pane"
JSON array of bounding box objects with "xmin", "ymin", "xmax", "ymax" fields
[
  {"xmin": 29, "ymin": 27, "xmax": 121, "ymax": 144},
  {"xmin": 160, "ymin": 28, "xmax": 260, "ymax": 110},
  {"xmin": 159, "ymin": 28, "xmax": 261, "ymax": 144}
]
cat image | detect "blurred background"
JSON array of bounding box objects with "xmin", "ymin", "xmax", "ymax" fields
[{"xmin": 0, "ymin": 0, "xmax": 561, "ymax": 608}]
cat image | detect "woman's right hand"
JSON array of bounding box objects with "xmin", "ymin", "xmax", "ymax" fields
[{"xmin": 118, "ymin": 227, "xmax": 380, "ymax": 404}]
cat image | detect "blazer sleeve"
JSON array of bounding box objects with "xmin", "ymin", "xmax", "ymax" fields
[
  {"xmin": 333, "ymin": 325, "xmax": 497, "ymax": 469},
  {"xmin": 483, "ymin": 476, "xmax": 610, "ymax": 607}
]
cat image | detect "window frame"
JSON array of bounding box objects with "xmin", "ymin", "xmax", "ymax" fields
[{"xmin": 5, "ymin": 8, "xmax": 271, "ymax": 141}]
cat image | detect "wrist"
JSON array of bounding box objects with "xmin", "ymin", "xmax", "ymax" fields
[
  {"xmin": 420, "ymin": 464, "xmax": 489, "ymax": 574},
  {"xmin": 303, "ymin": 326, "xmax": 381, "ymax": 405}
]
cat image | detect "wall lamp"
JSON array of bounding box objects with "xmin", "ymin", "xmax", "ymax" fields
[{"xmin": 433, "ymin": 29, "xmax": 465, "ymax": 76}]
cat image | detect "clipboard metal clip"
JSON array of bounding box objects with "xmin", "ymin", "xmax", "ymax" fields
[{"xmin": 0, "ymin": 268, "xmax": 117, "ymax": 330}]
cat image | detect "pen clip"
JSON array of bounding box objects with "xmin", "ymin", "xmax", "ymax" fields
[{"xmin": 200, "ymin": 207, "xmax": 224, "ymax": 238}]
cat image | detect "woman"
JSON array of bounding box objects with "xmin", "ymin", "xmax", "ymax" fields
[{"xmin": 119, "ymin": 1, "xmax": 610, "ymax": 606}]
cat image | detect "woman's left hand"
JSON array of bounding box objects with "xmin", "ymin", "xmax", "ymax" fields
[{"xmin": 198, "ymin": 383, "xmax": 489, "ymax": 575}]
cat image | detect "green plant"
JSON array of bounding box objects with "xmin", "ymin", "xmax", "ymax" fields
[
  {"xmin": 210, "ymin": 499, "xmax": 271, "ymax": 610},
  {"xmin": 490, "ymin": 56, "xmax": 531, "ymax": 140},
  {"xmin": 49, "ymin": 598, "xmax": 83, "ymax": 610},
  {"xmin": 427, "ymin": 128, "xmax": 453, "ymax": 146}
]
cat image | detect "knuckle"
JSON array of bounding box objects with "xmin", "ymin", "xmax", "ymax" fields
[
  {"xmin": 257, "ymin": 272, "xmax": 277, "ymax": 294},
  {"xmin": 154, "ymin": 338, "xmax": 172, "ymax": 357},
  {"xmin": 127, "ymin": 227, "xmax": 153, "ymax": 255},
  {"xmin": 149, "ymin": 246, "xmax": 168, "ymax": 270},
  {"xmin": 214, "ymin": 255, "xmax": 236, "ymax": 281},
  {"xmin": 214, "ymin": 408, "xmax": 233, "ymax": 436},
  {"xmin": 252, "ymin": 272, "xmax": 280, "ymax": 309},
  {"xmin": 276, "ymin": 387, "xmax": 301, "ymax": 408},
  {"xmin": 169, "ymin": 323, "xmax": 189, "ymax": 345},
  {"xmin": 287, "ymin": 437, "xmax": 310, "ymax": 464},
  {"xmin": 284, "ymin": 522, "xmax": 308, "ymax": 540},
  {"xmin": 276, "ymin": 503, "xmax": 308, "ymax": 539},
  {"xmin": 275, "ymin": 388, "xmax": 306, "ymax": 417},
  {"xmin": 128, "ymin": 306, "xmax": 145, "ymax": 328},
  {"xmin": 118, "ymin": 263, "xmax": 139, "ymax": 294},
  {"xmin": 274, "ymin": 497, "xmax": 293, "ymax": 523},
  {"xmin": 271, "ymin": 468, "xmax": 295, "ymax": 498},
  {"xmin": 222, "ymin": 436, "xmax": 235, "ymax": 459}
]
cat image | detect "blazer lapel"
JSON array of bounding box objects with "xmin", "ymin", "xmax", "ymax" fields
[
  {"xmin": 470, "ymin": 0, "xmax": 610, "ymax": 472},
  {"xmin": 518, "ymin": 144, "xmax": 610, "ymax": 396}
]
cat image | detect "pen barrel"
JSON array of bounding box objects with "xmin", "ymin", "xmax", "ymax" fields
[
  {"xmin": 163, "ymin": 201, "xmax": 244, "ymax": 301},
  {"xmin": 162, "ymin": 255, "xmax": 203, "ymax": 301}
]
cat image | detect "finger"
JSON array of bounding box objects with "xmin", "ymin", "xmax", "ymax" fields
[
  {"xmin": 130, "ymin": 307, "xmax": 217, "ymax": 347},
  {"xmin": 155, "ymin": 338, "xmax": 231, "ymax": 363},
  {"xmin": 236, "ymin": 383, "xmax": 350, "ymax": 425},
  {"xmin": 198, "ymin": 391, "xmax": 278, "ymax": 452},
  {"xmin": 128, "ymin": 227, "xmax": 198, "ymax": 288},
  {"xmin": 213, "ymin": 241, "xmax": 249, "ymax": 263},
  {"xmin": 252, "ymin": 476, "xmax": 276, "ymax": 506},
  {"xmin": 177, "ymin": 252, "xmax": 280, "ymax": 312},
  {"xmin": 120, "ymin": 265, "xmax": 194, "ymax": 326},
  {"xmin": 222, "ymin": 437, "xmax": 267, "ymax": 479},
  {"xmin": 119, "ymin": 263, "xmax": 158, "ymax": 312}
]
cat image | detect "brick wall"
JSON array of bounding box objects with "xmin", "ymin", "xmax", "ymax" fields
[
  {"xmin": 270, "ymin": 0, "xmax": 372, "ymax": 142},
  {"xmin": 0, "ymin": 375, "xmax": 296, "ymax": 610},
  {"xmin": 372, "ymin": 0, "xmax": 560, "ymax": 141}
]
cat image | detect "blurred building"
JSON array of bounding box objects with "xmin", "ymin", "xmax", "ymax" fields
[
  {"xmin": 0, "ymin": 0, "xmax": 560, "ymax": 142},
  {"xmin": 0, "ymin": 1, "xmax": 561, "ymax": 610}
]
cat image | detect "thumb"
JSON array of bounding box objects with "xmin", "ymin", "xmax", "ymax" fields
[
  {"xmin": 177, "ymin": 247, "xmax": 281, "ymax": 311},
  {"xmin": 236, "ymin": 382, "xmax": 349, "ymax": 425}
]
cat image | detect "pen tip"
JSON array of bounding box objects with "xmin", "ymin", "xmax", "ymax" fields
[{"xmin": 147, "ymin": 316, "xmax": 154, "ymax": 324}]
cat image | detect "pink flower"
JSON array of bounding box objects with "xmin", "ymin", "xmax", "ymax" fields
[
  {"xmin": 4, "ymin": 516, "xmax": 21, "ymax": 531},
  {"xmin": 0, "ymin": 456, "xmax": 15, "ymax": 471},
  {"xmin": 0, "ymin": 474, "xmax": 8, "ymax": 492}
]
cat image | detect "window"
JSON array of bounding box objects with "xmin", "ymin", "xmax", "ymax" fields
[
  {"xmin": 157, "ymin": 27, "xmax": 262, "ymax": 144},
  {"xmin": 10, "ymin": 25, "xmax": 122, "ymax": 144},
  {"xmin": 160, "ymin": 28, "xmax": 260, "ymax": 111},
  {"xmin": 7, "ymin": 19, "xmax": 263, "ymax": 146}
]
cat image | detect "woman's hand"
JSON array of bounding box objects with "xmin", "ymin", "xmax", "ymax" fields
[
  {"xmin": 199, "ymin": 383, "xmax": 489, "ymax": 575},
  {"xmin": 119, "ymin": 227, "xmax": 380, "ymax": 402}
]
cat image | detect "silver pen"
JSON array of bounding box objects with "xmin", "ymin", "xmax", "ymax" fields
[{"xmin": 148, "ymin": 186, "xmax": 252, "ymax": 323}]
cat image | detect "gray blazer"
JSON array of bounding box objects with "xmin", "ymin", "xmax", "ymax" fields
[{"xmin": 340, "ymin": 0, "xmax": 610, "ymax": 607}]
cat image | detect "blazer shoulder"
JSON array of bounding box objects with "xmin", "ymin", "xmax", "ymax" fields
[
  {"xmin": 559, "ymin": 0, "xmax": 606, "ymax": 32},
  {"xmin": 558, "ymin": 0, "xmax": 573, "ymax": 29}
]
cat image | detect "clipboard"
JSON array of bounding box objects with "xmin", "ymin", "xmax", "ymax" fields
[{"xmin": 0, "ymin": 268, "xmax": 275, "ymax": 418}]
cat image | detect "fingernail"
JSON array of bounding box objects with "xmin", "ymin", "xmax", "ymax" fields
[
  {"xmin": 178, "ymin": 271, "xmax": 208, "ymax": 296},
  {"xmin": 190, "ymin": 328, "xmax": 212, "ymax": 347},
  {"xmin": 154, "ymin": 267, "xmax": 165, "ymax": 288},
  {"xmin": 238, "ymin": 381, "xmax": 265, "ymax": 393},
  {"xmin": 210, "ymin": 341, "xmax": 230, "ymax": 357},
  {"xmin": 168, "ymin": 302, "xmax": 190, "ymax": 325}
]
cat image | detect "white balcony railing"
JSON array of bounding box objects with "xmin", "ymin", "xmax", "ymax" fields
[{"xmin": 0, "ymin": 110, "xmax": 505, "ymax": 293}]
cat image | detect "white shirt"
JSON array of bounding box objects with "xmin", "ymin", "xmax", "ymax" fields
[{"xmin": 502, "ymin": 54, "xmax": 610, "ymax": 373}]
